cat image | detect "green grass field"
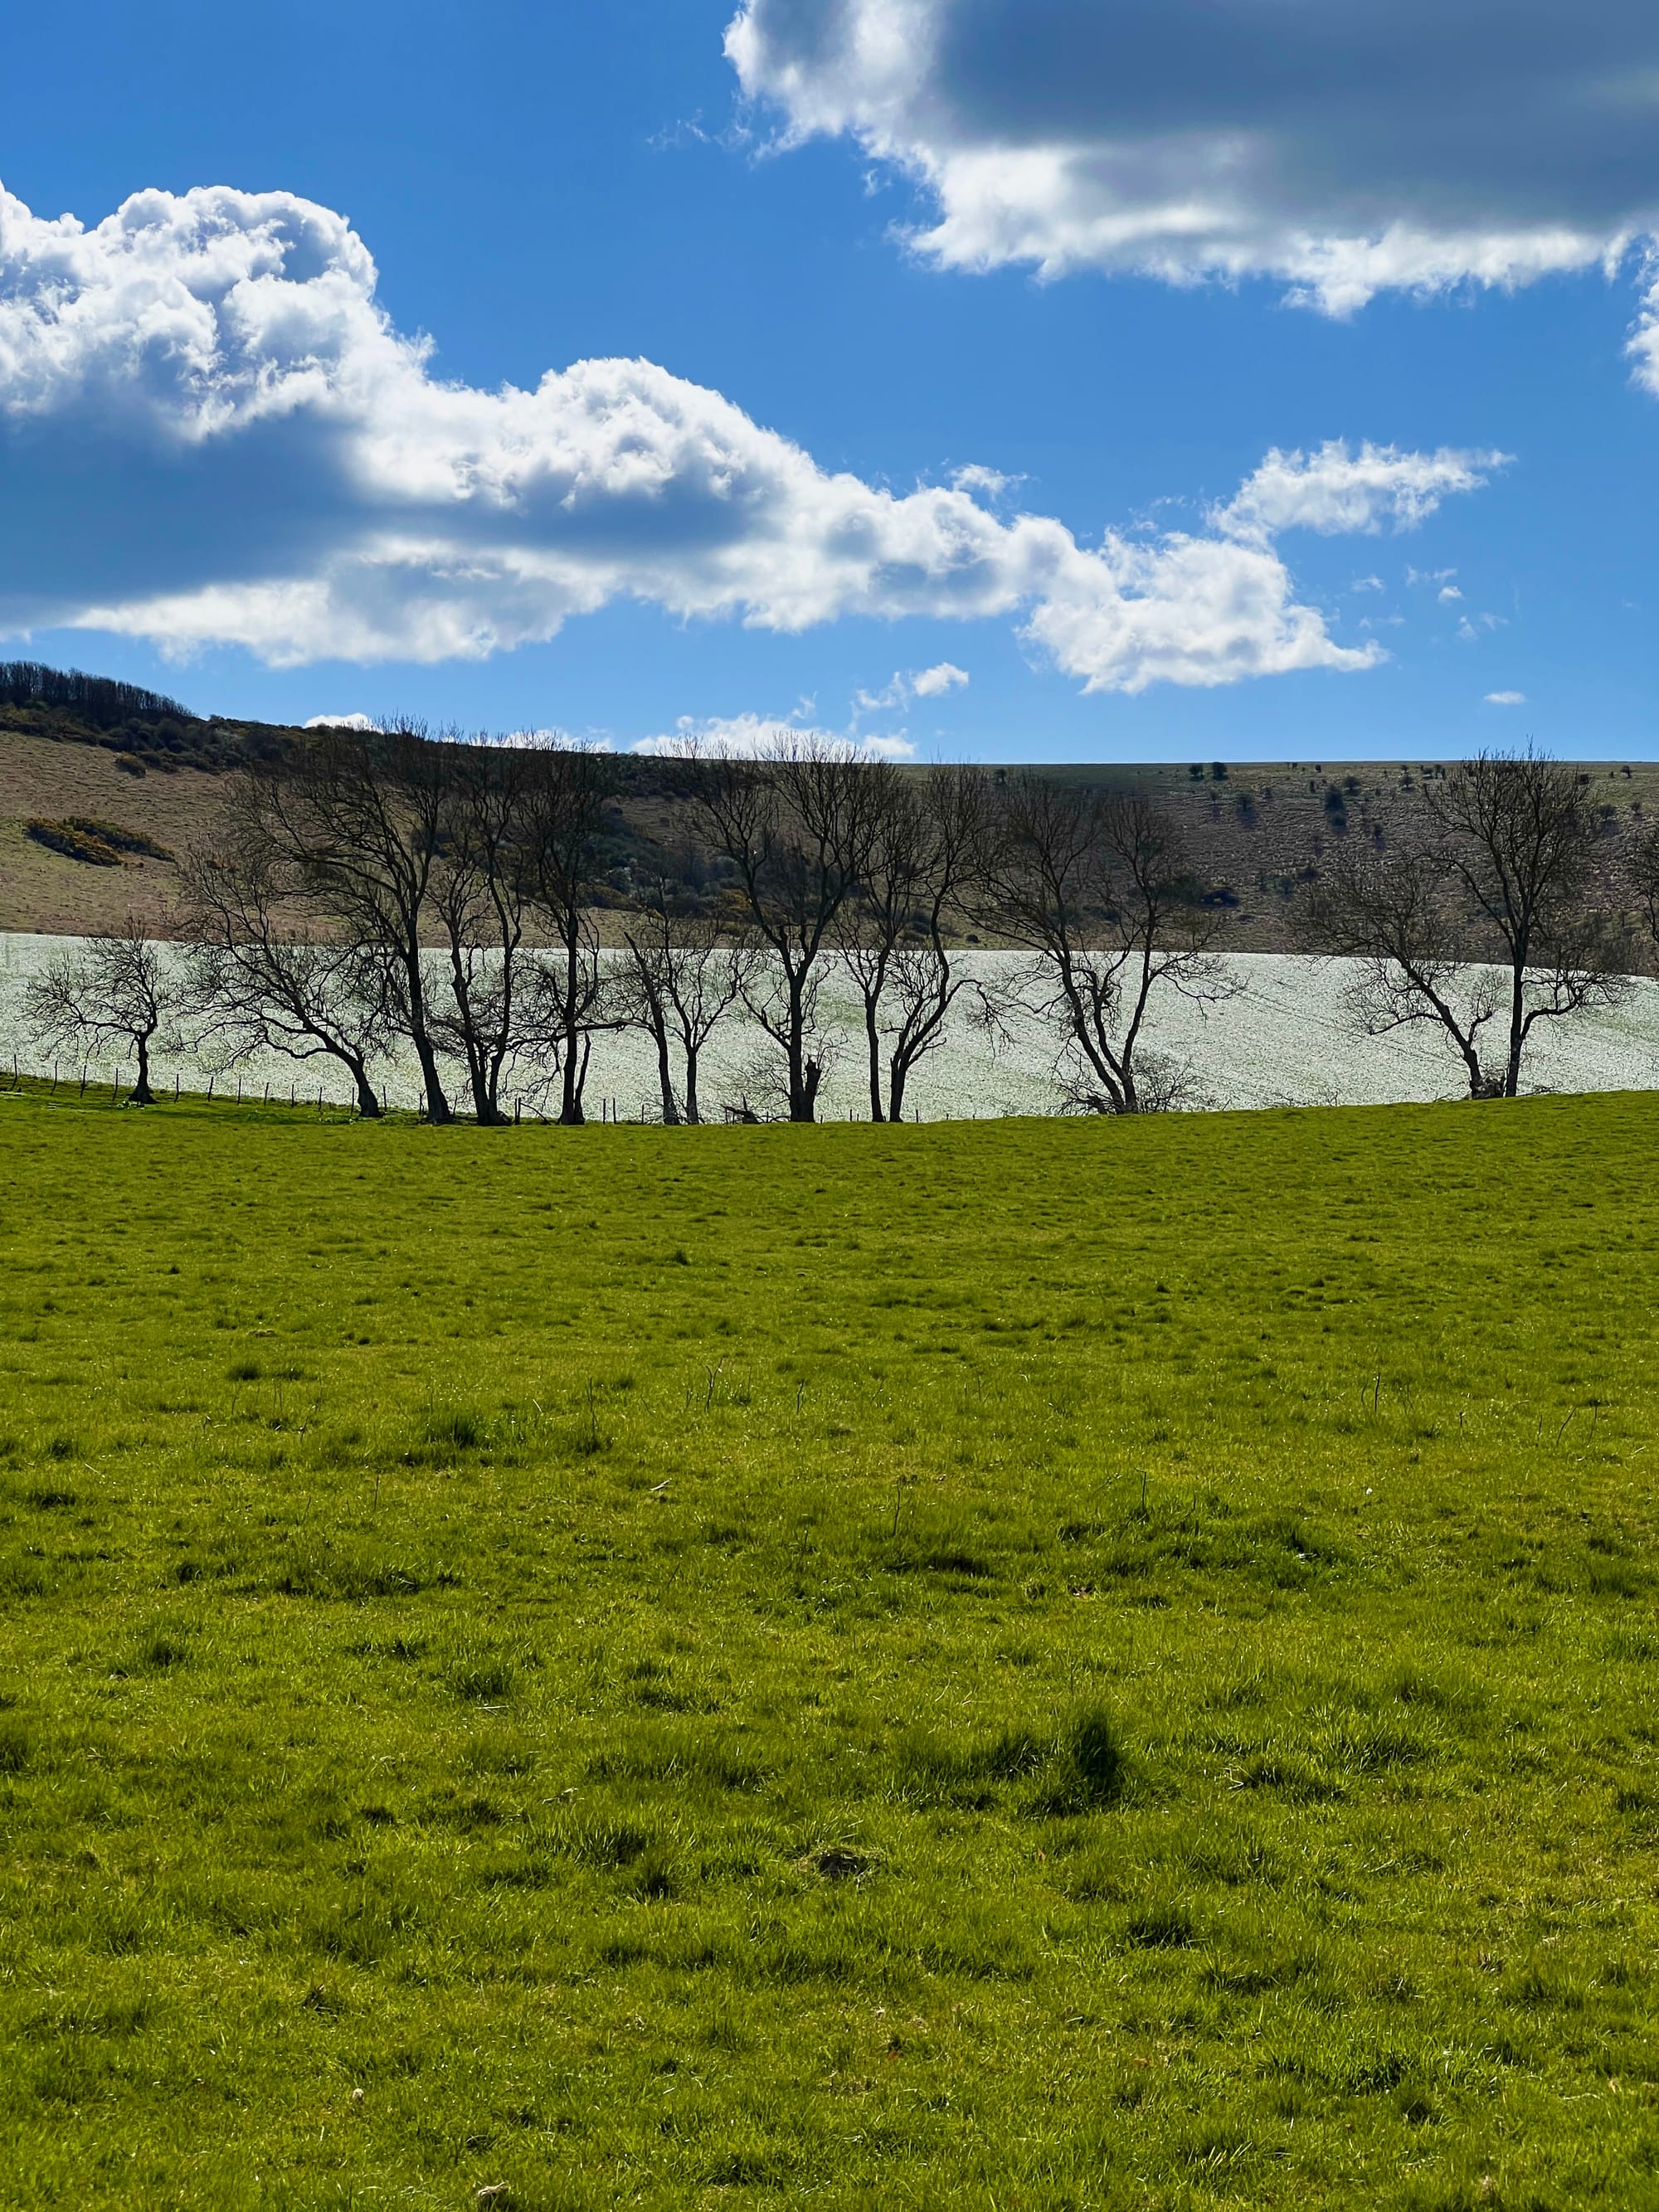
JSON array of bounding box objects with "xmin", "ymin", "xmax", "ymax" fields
[{"xmin": 2, "ymin": 1087, "xmax": 1657, "ymax": 2210}]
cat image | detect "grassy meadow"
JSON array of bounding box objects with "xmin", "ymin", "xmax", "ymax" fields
[{"xmin": 1, "ymin": 1087, "xmax": 1658, "ymax": 2208}]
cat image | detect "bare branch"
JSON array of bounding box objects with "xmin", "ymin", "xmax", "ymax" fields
[{"xmin": 979, "ymin": 775, "xmax": 1233, "ymax": 1114}]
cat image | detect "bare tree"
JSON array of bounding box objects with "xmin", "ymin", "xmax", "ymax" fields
[
  {"xmin": 254, "ymin": 722, "xmax": 456, "ymax": 1121},
  {"xmin": 981, "ymin": 775, "xmax": 1233, "ymax": 1114},
  {"xmin": 24, "ymin": 917, "xmax": 181, "ymax": 1104},
  {"xmin": 1426, "ymin": 749, "xmax": 1629, "ymax": 1096},
  {"xmin": 1305, "ymin": 750, "xmax": 1628, "ymax": 1098},
  {"xmin": 523, "ymin": 744, "xmax": 616, "ymax": 1125},
  {"xmin": 838, "ymin": 764, "xmax": 993, "ymax": 1121},
  {"xmin": 693, "ymin": 736, "xmax": 881, "ymax": 1121},
  {"xmin": 178, "ymin": 803, "xmax": 392, "ymax": 1118},
  {"xmin": 616, "ymin": 884, "xmax": 754, "ymax": 1123},
  {"xmin": 428, "ymin": 739, "xmax": 543, "ymax": 1125},
  {"xmin": 1296, "ymin": 841, "xmax": 1506, "ymax": 1096}
]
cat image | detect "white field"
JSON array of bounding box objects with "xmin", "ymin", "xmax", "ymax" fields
[{"xmin": 2, "ymin": 932, "xmax": 1656, "ymax": 1120}]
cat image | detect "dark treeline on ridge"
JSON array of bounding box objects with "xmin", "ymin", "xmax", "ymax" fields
[{"xmin": 0, "ymin": 661, "xmax": 194, "ymax": 730}]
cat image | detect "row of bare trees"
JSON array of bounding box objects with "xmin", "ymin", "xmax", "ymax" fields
[
  {"xmin": 17, "ymin": 725, "xmax": 1236, "ymax": 1121},
  {"xmin": 184, "ymin": 727, "xmax": 617, "ymax": 1125},
  {"xmin": 14, "ymin": 730, "xmax": 1656, "ymax": 1121}
]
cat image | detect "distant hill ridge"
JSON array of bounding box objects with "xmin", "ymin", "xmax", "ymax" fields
[
  {"xmin": 0, "ymin": 662, "xmax": 290, "ymax": 777},
  {"xmin": 0, "ymin": 660, "xmax": 1653, "ymax": 950}
]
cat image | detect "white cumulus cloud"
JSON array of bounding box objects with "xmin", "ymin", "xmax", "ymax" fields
[
  {"xmin": 910, "ymin": 659, "xmax": 968, "ymax": 697},
  {"xmin": 1485, "ymin": 689, "xmax": 1527, "ymax": 705},
  {"xmin": 303, "ymin": 711, "xmax": 376, "ymax": 730},
  {"xmin": 0, "ymin": 182, "xmax": 1486, "ymax": 689},
  {"xmin": 727, "ymin": 0, "xmax": 1659, "ymax": 321},
  {"xmin": 1213, "ymin": 445, "xmax": 1504, "ymax": 545}
]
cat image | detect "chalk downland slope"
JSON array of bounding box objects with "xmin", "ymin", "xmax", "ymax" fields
[{"xmin": 2, "ymin": 690, "xmax": 1654, "ymax": 948}]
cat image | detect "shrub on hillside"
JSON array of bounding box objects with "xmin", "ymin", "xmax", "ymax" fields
[
  {"xmin": 65, "ymin": 817, "xmax": 174, "ymax": 861},
  {"xmin": 23, "ymin": 816, "xmax": 173, "ymax": 866},
  {"xmin": 26, "ymin": 818, "xmax": 122, "ymax": 866}
]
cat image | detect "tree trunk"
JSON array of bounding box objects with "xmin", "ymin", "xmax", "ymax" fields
[
  {"xmin": 561, "ymin": 1032, "xmax": 591, "ymax": 1125},
  {"xmin": 352, "ymin": 1065, "xmax": 383, "ymax": 1118},
  {"xmin": 477, "ymin": 1054, "xmax": 509, "ymax": 1125},
  {"xmin": 413, "ymin": 1033, "xmax": 451, "ymax": 1122},
  {"xmin": 684, "ymin": 1046, "xmax": 701, "ymax": 1126},
  {"xmin": 654, "ymin": 1017, "xmax": 680, "ymax": 1125},
  {"xmin": 131, "ymin": 1032, "xmax": 154, "ymax": 1106},
  {"xmin": 401, "ymin": 950, "xmax": 451, "ymax": 1122},
  {"xmin": 557, "ymin": 931, "xmax": 586, "ymax": 1125},
  {"xmin": 888, "ymin": 1056, "xmax": 907, "ymax": 1124},
  {"xmin": 559, "ymin": 1045, "xmax": 584, "ymax": 1125},
  {"xmin": 864, "ymin": 993, "xmax": 884, "ymax": 1121},
  {"xmin": 1504, "ymin": 962, "xmax": 1526, "ymax": 1097},
  {"xmin": 467, "ymin": 1059, "xmax": 505, "ymax": 1125},
  {"xmin": 785, "ymin": 972, "xmax": 819, "ymax": 1121}
]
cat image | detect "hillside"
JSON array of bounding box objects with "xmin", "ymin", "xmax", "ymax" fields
[{"xmin": 1, "ymin": 672, "xmax": 1654, "ymax": 948}]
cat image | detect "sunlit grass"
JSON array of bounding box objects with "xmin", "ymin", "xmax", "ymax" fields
[{"xmin": 0, "ymin": 1087, "xmax": 1657, "ymax": 2206}]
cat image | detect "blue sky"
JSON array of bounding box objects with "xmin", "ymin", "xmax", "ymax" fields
[{"xmin": 1, "ymin": 0, "xmax": 1656, "ymax": 760}]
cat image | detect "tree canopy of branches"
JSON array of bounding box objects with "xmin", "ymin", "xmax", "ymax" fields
[
  {"xmin": 837, "ymin": 764, "xmax": 993, "ymax": 1121},
  {"xmin": 427, "ymin": 740, "xmax": 547, "ymax": 1125},
  {"xmin": 179, "ymin": 781, "xmax": 394, "ymax": 1119},
  {"xmin": 23, "ymin": 918, "xmax": 180, "ymax": 1105},
  {"xmin": 1297, "ymin": 842, "xmax": 1503, "ymax": 1096},
  {"xmin": 216, "ymin": 726, "xmax": 616, "ymax": 1125},
  {"xmin": 982, "ymin": 775, "xmax": 1233, "ymax": 1113},
  {"xmin": 1301, "ymin": 749, "xmax": 1628, "ymax": 1098},
  {"xmin": 692, "ymin": 737, "xmax": 883, "ymax": 1121},
  {"xmin": 616, "ymin": 883, "xmax": 754, "ymax": 1124},
  {"xmin": 523, "ymin": 744, "xmax": 616, "ymax": 1125},
  {"xmin": 251, "ymin": 722, "xmax": 457, "ymax": 1120}
]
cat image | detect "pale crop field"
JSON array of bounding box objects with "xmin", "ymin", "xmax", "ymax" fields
[{"xmin": 2, "ymin": 931, "xmax": 1656, "ymax": 1118}]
